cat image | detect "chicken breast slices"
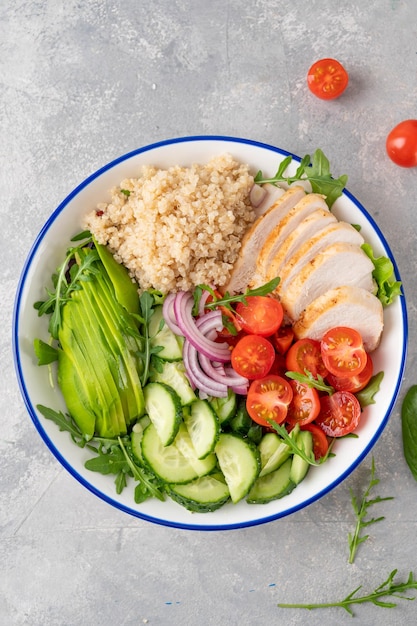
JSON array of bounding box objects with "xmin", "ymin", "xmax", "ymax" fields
[
  {"xmin": 222, "ymin": 185, "xmax": 306, "ymax": 294},
  {"xmin": 255, "ymin": 193, "xmax": 330, "ymax": 282},
  {"xmin": 274, "ymin": 221, "xmax": 366, "ymax": 296},
  {"xmin": 293, "ymin": 285, "xmax": 383, "ymax": 352},
  {"xmin": 280, "ymin": 242, "xmax": 375, "ymax": 321}
]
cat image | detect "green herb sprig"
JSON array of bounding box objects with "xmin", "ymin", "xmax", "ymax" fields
[
  {"xmin": 193, "ymin": 277, "xmax": 280, "ymax": 315},
  {"xmin": 254, "ymin": 149, "xmax": 348, "ymax": 209},
  {"xmin": 348, "ymin": 457, "xmax": 394, "ymax": 564},
  {"xmin": 278, "ymin": 569, "xmax": 417, "ymax": 616},
  {"xmin": 34, "ymin": 232, "xmax": 96, "ymax": 339},
  {"xmin": 37, "ymin": 404, "xmax": 164, "ymax": 502},
  {"xmin": 267, "ymin": 421, "xmax": 334, "ymax": 466}
]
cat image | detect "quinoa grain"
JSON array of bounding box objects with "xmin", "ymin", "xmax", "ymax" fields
[{"xmin": 84, "ymin": 154, "xmax": 255, "ymax": 293}]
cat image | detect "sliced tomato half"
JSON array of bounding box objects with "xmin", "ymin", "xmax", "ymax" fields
[
  {"xmin": 285, "ymin": 338, "xmax": 329, "ymax": 379},
  {"xmin": 246, "ymin": 375, "xmax": 293, "ymax": 427},
  {"xmin": 320, "ymin": 326, "xmax": 367, "ymax": 378},
  {"xmin": 315, "ymin": 390, "xmax": 361, "ymax": 437},
  {"xmin": 326, "ymin": 354, "xmax": 374, "ymax": 393},
  {"xmin": 236, "ymin": 296, "xmax": 284, "ymax": 337},
  {"xmin": 301, "ymin": 423, "xmax": 329, "ymax": 460},
  {"xmin": 271, "ymin": 325, "xmax": 295, "ymax": 355},
  {"xmin": 307, "ymin": 58, "xmax": 349, "ymax": 100},
  {"xmin": 231, "ymin": 334, "xmax": 275, "ymax": 380},
  {"xmin": 286, "ymin": 380, "xmax": 321, "ymax": 427}
]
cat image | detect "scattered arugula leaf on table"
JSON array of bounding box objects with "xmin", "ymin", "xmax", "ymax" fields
[
  {"xmin": 254, "ymin": 148, "xmax": 348, "ymax": 209},
  {"xmin": 277, "ymin": 569, "xmax": 417, "ymax": 616},
  {"xmin": 348, "ymin": 457, "xmax": 394, "ymax": 564}
]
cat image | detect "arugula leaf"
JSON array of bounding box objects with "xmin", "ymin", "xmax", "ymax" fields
[
  {"xmin": 33, "ymin": 338, "xmax": 59, "ymax": 365},
  {"xmin": 137, "ymin": 291, "xmax": 164, "ymax": 386},
  {"xmin": 362, "ymin": 243, "xmax": 402, "ymax": 306},
  {"xmin": 34, "ymin": 233, "xmax": 97, "ymax": 339},
  {"xmin": 285, "ymin": 370, "xmax": 335, "ymax": 395},
  {"xmin": 195, "ymin": 277, "xmax": 280, "ymax": 314},
  {"xmin": 356, "ymin": 371, "xmax": 384, "ymax": 408},
  {"xmin": 348, "ymin": 457, "xmax": 394, "ymax": 563},
  {"xmin": 254, "ymin": 148, "xmax": 347, "ymax": 208},
  {"xmin": 37, "ymin": 404, "xmax": 164, "ymax": 501},
  {"xmin": 401, "ymin": 385, "xmax": 417, "ymax": 482},
  {"xmin": 37, "ymin": 404, "xmax": 89, "ymax": 445},
  {"xmin": 267, "ymin": 421, "xmax": 333, "ymax": 466},
  {"xmin": 278, "ymin": 569, "xmax": 417, "ymax": 616}
]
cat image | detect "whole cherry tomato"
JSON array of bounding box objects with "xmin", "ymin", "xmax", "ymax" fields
[{"xmin": 386, "ymin": 120, "xmax": 417, "ymax": 168}]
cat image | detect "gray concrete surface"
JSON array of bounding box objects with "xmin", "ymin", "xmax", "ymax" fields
[{"xmin": 2, "ymin": 1, "xmax": 417, "ymax": 624}]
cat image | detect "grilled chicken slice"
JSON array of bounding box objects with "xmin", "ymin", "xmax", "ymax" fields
[
  {"xmin": 293, "ymin": 285, "xmax": 383, "ymax": 352},
  {"xmin": 275, "ymin": 221, "xmax": 366, "ymax": 295},
  {"xmin": 280, "ymin": 242, "xmax": 375, "ymax": 321},
  {"xmin": 256, "ymin": 193, "xmax": 330, "ymax": 282},
  {"xmin": 222, "ymin": 185, "xmax": 306, "ymax": 294},
  {"xmin": 264, "ymin": 208, "xmax": 338, "ymax": 283},
  {"xmin": 252, "ymin": 183, "xmax": 287, "ymax": 217}
]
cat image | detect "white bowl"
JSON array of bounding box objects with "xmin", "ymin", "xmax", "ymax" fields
[{"xmin": 13, "ymin": 136, "xmax": 407, "ymax": 530}]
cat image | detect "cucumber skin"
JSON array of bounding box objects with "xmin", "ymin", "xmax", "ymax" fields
[
  {"xmin": 141, "ymin": 423, "xmax": 217, "ymax": 484},
  {"xmin": 167, "ymin": 476, "xmax": 230, "ymax": 513},
  {"xmin": 143, "ymin": 382, "xmax": 183, "ymax": 447},
  {"xmin": 215, "ymin": 433, "xmax": 261, "ymax": 504},
  {"xmin": 247, "ymin": 458, "xmax": 296, "ymax": 504}
]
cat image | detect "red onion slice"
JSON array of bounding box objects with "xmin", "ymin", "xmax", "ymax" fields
[
  {"xmin": 173, "ymin": 291, "xmax": 230, "ymax": 362},
  {"xmin": 182, "ymin": 339, "xmax": 229, "ymax": 398}
]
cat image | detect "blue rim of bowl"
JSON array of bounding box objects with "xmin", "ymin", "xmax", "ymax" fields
[{"xmin": 12, "ymin": 135, "xmax": 408, "ymax": 531}]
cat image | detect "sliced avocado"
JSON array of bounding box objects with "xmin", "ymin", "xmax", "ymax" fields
[{"xmin": 93, "ymin": 239, "xmax": 140, "ymax": 315}]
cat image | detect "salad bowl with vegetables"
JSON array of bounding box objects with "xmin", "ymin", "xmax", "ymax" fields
[{"xmin": 13, "ymin": 136, "xmax": 407, "ymax": 530}]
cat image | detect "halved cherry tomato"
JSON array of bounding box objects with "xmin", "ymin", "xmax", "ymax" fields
[
  {"xmin": 271, "ymin": 325, "xmax": 294, "ymax": 355},
  {"xmin": 301, "ymin": 423, "xmax": 329, "ymax": 460},
  {"xmin": 286, "ymin": 380, "xmax": 321, "ymax": 427},
  {"xmin": 326, "ymin": 354, "xmax": 373, "ymax": 393},
  {"xmin": 386, "ymin": 119, "xmax": 417, "ymax": 168},
  {"xmin": 235, "ymin": 296, "xmax": 284, "ymax": 337},
  {"xmin": 315, "ymin": 390, "xmax": 361, "ymax": 437},
  {"xmin": 246, "ymin": 375, "xmax": 293, "ymax": 427},
  {"xmin": 307, "ymin": 58, "xmax": 349, "ymax": 100},
  {"xmin": 285, "ymin": 338, "xmax": 329, "ymax": 379},
  {"xmin": 320, "ymin": 326, "xmax": 367, "ymax": 378},
  {"xmin": 231, "ymin": 334, "xmax": 275, "ymax": 380}
]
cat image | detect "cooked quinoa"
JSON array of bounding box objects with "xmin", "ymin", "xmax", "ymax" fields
[{"xmin": 84, "ymin": 154, "xmax": 256, "ymax": 293}]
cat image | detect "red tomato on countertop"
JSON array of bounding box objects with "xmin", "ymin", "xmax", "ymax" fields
[
  {"xmin": 386, "ymin": 119, "xmax": 417, "ymax": 168},
  {"xmin": 307, "ymin": 58, "xmax": 349, "ymax": 100}
]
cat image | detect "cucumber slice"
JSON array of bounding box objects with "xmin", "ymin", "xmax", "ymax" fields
[
  {"xmin": 167, "ymin": 475, "xmax": 230, "ymax": 513},
  {"xmin": 149, "ymin": 306, "xmax": 183, "ymax": 361},
  {"xmin": 143, "ymin": 382, "xmax": 182, "ymax": 446},
  {"xmin": 258, "ymin": 433, "xmax": 291, "ymax": 477},
  {"xmin": 209, "ymin": 389, "xmax": 237, "ymax": 425},
  {"xmin": 141, "ymin": 423, "xmax": 215, "ymax": 484},
  {"xmin": 173, "ymin": 423, "xmax": 217, "ymax": 476},
  {"xmin": 131, "ymin": 416, "xmax": 152, "ymax": 464},
  {"xmin": 247, "ymin": 458, "xmax": 295, "ymax": 504},
  {"xmin": 215, "ymin": 433, "xmax": 260, "ymax": 503},
  {"xmin": 184, "ymin": 399, "xmax": 220, "ymax": 459},
  {"xmin": 290, "ymin": 430, "xmax": 313, "ymax": 485},
  {"xmin": 150, "ymin": 361, "xmax": 196, "ymax": 406}
]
